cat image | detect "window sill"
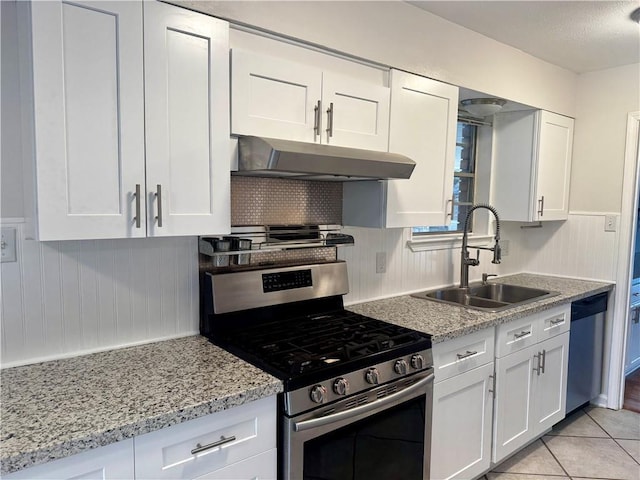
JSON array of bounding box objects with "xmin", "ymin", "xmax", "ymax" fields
[{"xmin": 407, "ymin": 234, "xmax": 494, "ymax": 252}]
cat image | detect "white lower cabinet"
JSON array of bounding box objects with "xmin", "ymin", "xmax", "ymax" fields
[
  {"xmin": 4, "ymin": 439, "xmax": 134, "ymax": 479},
  {"xmin": 493, "ymin": 306, "xmax": 570, "ymax": 464},
  {"xmin": 431, "ymin": 327, "xmax": 495, "ymax": 480},
  {"xmin": 5, "ymin": 396, "xmax": 276, "ymax": 480},
  {"xmin": 134, "ymin": 396, "xmax": 276, "ymax": 479}
]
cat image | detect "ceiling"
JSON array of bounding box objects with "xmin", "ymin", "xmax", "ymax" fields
[{"xmin": 409, "ymin": 1, "xmax": 640, "ymax": 74}]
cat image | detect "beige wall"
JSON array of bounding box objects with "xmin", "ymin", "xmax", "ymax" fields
[
  {"xmin": 175, "ymin": 0, "xmax": 577, "ymax": 116},
  {"xmin": 570, "ymin": 63, "xmax": 640, "ymax": 214}
]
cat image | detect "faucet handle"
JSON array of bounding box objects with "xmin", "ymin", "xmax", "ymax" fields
[{"xmin": 482, "ymin": 273, "xmax": 498, "ymax": 285}]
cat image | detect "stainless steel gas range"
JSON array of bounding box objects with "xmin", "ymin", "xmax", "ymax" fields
[{"xmin": 200, "ymin": 261, "xmax": 433, "ymax": 480}]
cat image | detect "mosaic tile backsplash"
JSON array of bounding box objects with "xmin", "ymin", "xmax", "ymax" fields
[{"xmin": 230, "ymin": 176, "xmax": 343, "ymax": 225}]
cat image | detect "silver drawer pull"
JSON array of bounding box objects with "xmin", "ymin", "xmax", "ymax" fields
[
  {"xmin": 457, "ymin": 350, "xmax": 478, "ymax": 360},
  {"xmin": 155, "ymin": 184, "xmax": 163, "ymax": 227},
  {"xmin": 191, "ymin": 435, "xmax": 236, "ymax": 455},
  {"xmin": 514, "ymin": 330, "xmax": 531, "ymax": 339},
  {"xmin": 550, "ymin": 318, "xmax": 564, "ymax": 325}
]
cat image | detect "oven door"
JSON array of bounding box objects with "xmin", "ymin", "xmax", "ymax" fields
[{"xmin": 282, "ymin": 369, "xmax": 434, "ymax": 480}]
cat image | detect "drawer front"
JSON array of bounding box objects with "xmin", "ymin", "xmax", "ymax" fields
[
  {"xmin": 537, "ymin": 304, "xmax": 570, "ymax": 341},
  {"xmin": 496, "ymin": 315, "xmax": 538, "ymax": 358},
  {"xmin": 135, "ymin": 396, "xmax": 276, "ymax": 480},
  {"xmin": 433, "ymin": 327, "xmax": 495, "ymax": 382},
  {"xmin": 196, "ymin": 448, "xmax": 276, "ymax": 480}
]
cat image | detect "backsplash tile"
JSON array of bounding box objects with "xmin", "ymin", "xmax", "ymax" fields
[{"xmin": 231, "ymin": 176, "xmax": 342, "ymax": 225}]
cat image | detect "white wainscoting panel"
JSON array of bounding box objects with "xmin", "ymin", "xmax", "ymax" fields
[
  {"xmin": 0, "ymin": 223, "xmax": 199, "ymax": 367},
  {"xmin": 505, "ymin": 214, "xmax": 618, "ymax": 282}
]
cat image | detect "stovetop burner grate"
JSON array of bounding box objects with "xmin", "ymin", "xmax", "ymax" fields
[{"xmin": 225, "ymin": 310, "xmax": 426, "ymax": 375}]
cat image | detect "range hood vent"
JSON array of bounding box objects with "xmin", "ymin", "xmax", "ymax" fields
[{"xmin": 234, "ymin": 136, "xmax": 415, "ymax": 181}]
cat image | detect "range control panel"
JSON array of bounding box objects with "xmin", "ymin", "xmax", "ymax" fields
[{"xmin": 262, "ymin": 269, "xmax": 313, "ymax": 293}]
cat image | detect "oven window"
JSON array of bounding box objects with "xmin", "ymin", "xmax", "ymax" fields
[{"xmin": 302, "ymin": 395, "xmax": 426, "ymax": 480}]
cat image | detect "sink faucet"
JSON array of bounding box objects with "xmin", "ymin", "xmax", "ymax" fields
[{"xmin": 460, "ymin": 204, "xmax": 501, "ymax": 289}]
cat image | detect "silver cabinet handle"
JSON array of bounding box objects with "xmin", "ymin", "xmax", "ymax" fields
[
  {"xmin": 190, "ymin": 435, "xmax": 236, "ymax": 455},
  {"xmin": 326, "ymin": 102, "xmax": 334, "ymax": 138},
  {"xmin": 540, "ymin": 349, "xmax": 546, "ymax": 374},
  {"xmin": 538, "ymin": 196, "xmax": 545, "ymax": 217},
  {"xmin": 446, "ymin": 196, "xmax": 455, "ymax": 219},
  {"xmin": 456, "ymin": 350, "xmax": 478, "ymax": 360},
  {"xmin": 134, "ymin": 184, "xmax": 141, "ymax": 229},
  {"xmin": 514, "ymin": 330, "xmax": 531, "ymax": 339},
  {"xmin": 155, "ymin": 184, "xmax": 163, "ymax": 227},
  {"xmin": 533, "ymin": 352, "xmax": 541, "ymax": 376},
  {"xmin": 489, "ymin": 374, "xmax": 495, "ymax": 398},
  {"xmin": 313, "ymin": 100, "xmax": 321, "ymax": 141}
]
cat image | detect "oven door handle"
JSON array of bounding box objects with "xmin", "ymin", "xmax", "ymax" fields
[{"xmin": 293, "ymin": 372, "xmax": 434, "ymax": 433}]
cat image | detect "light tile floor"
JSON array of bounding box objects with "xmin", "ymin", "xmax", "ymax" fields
[{"xmin": 484, "ymin": 407, "xmax": 640, "ymax": 480}]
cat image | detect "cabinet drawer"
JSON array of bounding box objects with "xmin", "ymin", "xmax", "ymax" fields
[
  {"xmin": 496, "ymin": 315, "xmax": 538, "ymax": 358},
  {"xmin": 433, "ymin": 327, "xmax": 495, "ymax": 382},
  {"xmin": 134, "ymin": 396, "xmax": 276, "ymax": 480},
  {"xmin": 196, "ymin": 448, "xmax": 276, "ymax": 479},
  {"xmin": 537, "ymin": 304, "xmax": 570, "ymax": 341}
]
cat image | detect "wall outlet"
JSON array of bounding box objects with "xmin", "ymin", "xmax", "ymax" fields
[
  {"xmin": 1, "ymin": 227, "xmax": 17, "ymax": 263},
  {"xmin": 604, "ymin": 215, "xmax": 617, "ymax": 232},
  {"xmin": 375, "ymin": 251, "xmax": 386, "ymax": 274}
]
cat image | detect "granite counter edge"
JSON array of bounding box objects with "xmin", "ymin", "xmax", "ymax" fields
[
  {"xmin": 430, "ymin": 283, "xmax": 613, "ymax": 343},
  {"xmin": 0, "ymin": 380, "xmax": 283, "ymax": 476}
]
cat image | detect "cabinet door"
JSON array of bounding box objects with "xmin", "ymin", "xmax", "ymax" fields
[
  {"xmin": 144, "ymin": 2, "xmax": 230, "ymax": 237},
  {"xmin": 491, "ymin": 111, "xmax": 537, "ymax": 222},
  {"xmin": 384, "ymin": 70, "xmax": 458, "ymax": 227},
  {"xmin": 27, "ymin": 1, "xmax": 145, "ymax": 240},
  {"xmin": 321, "ymin": 72, "xmax": 390, "ymax": 151},
  {"xmin": 230, "ymin": 49, "xmax": 322, "ymax": 143},
  {"xmin": 431, "ymin": 363, "xmax": 494, "ymax": 480},
  {"xmin": 534, "ymin": 332, "xmax": 569, "ymax": 434},
  {"xmin": 493, "ymin": 345, "xmax": 536, "ymax": 464},
  {"xmin": 534, "ymin": 111, "xmax": 574, "ymax": 221},
  {"xmin": 4, "ymin": 439, "xmax": 134, "ymax": 479}
]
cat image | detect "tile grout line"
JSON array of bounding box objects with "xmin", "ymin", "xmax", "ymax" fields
[
  {"xmin": 540, "ymin": 435, "xmax": 572, "ymax": 478},
  {"xmin": 583, "ymin": 407, "xmax": 640, "ymax": 468}
]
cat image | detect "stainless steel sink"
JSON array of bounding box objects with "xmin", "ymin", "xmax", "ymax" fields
[{"xmin": 411, "ymin": 283, "xmax": 559, "ymax": 312}]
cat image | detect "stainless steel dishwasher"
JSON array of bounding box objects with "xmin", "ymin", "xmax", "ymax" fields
[{"xmin": 566, "ymin": 292, "xmax": 608, "ymax": 414}]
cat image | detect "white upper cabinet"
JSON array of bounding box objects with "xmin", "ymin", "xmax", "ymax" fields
[
  {"xmin": 492, "ymin": 110, "xmax": 574, "ymax": 222},
  {"xmin": 24, "ymin": 0, "xmax": 146, "ymax": 240},
  {"xmin": 230, "ymin": 49, "xmax": 390, "ymax": 151},
  {"xmin": 343, "ymin": 69, "xmax": 458, "ymax": 228},
  {"xmin": 143, "ymin": 2, "xmax": 230, "ymax": 237},
  {"xmin": 20, "ymin": 0, "xmax": 230, "ymax": 240}
]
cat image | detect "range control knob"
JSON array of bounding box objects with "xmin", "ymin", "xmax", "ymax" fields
[
  {"xmin": 333, "ymin": 377, "xmax": 350, "ymax": 396},
  {"xmin": 411, "ymin": 354, "xmax": 425, "ymax": 370},
  {"xmin": 365, "ymin": 367, "xmax": 380, "ymax": 385},
  {"xmin": 394, "ymin": 359, "xmax": 408, "ymax": 375},
  {"xmin": 309, "ymin": 384, "xmax": 327, "ymax": 404}
]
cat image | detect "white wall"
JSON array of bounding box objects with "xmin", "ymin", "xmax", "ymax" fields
[
  {"xmin": 570, "ymin": 63, "xmax": 640, "ymax": 213},
  {"xmin": 0, "ymin": 223, "xmax": 199, "ymax": 367},
  {"xmin": 175, "ymin": 0, "xmax": 577, "ymax": 116}
]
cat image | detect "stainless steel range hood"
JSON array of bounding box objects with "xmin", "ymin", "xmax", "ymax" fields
[{"xmin": 234, "ymin": 136, "xmax": 415, "ymax": 181}]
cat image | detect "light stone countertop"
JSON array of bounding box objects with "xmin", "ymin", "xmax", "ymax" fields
[
  {"xmin": 0, "ymin": 335, "xmax": 283, "ymax": 475},
  {"xmin": 347, "ymin": 273, "xmax": 614, "ymax": 343}
]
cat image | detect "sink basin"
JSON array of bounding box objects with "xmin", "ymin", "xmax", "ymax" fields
[{"xmin": 411, "ymin": 283, "xmax": 559, "ymax": 312}]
